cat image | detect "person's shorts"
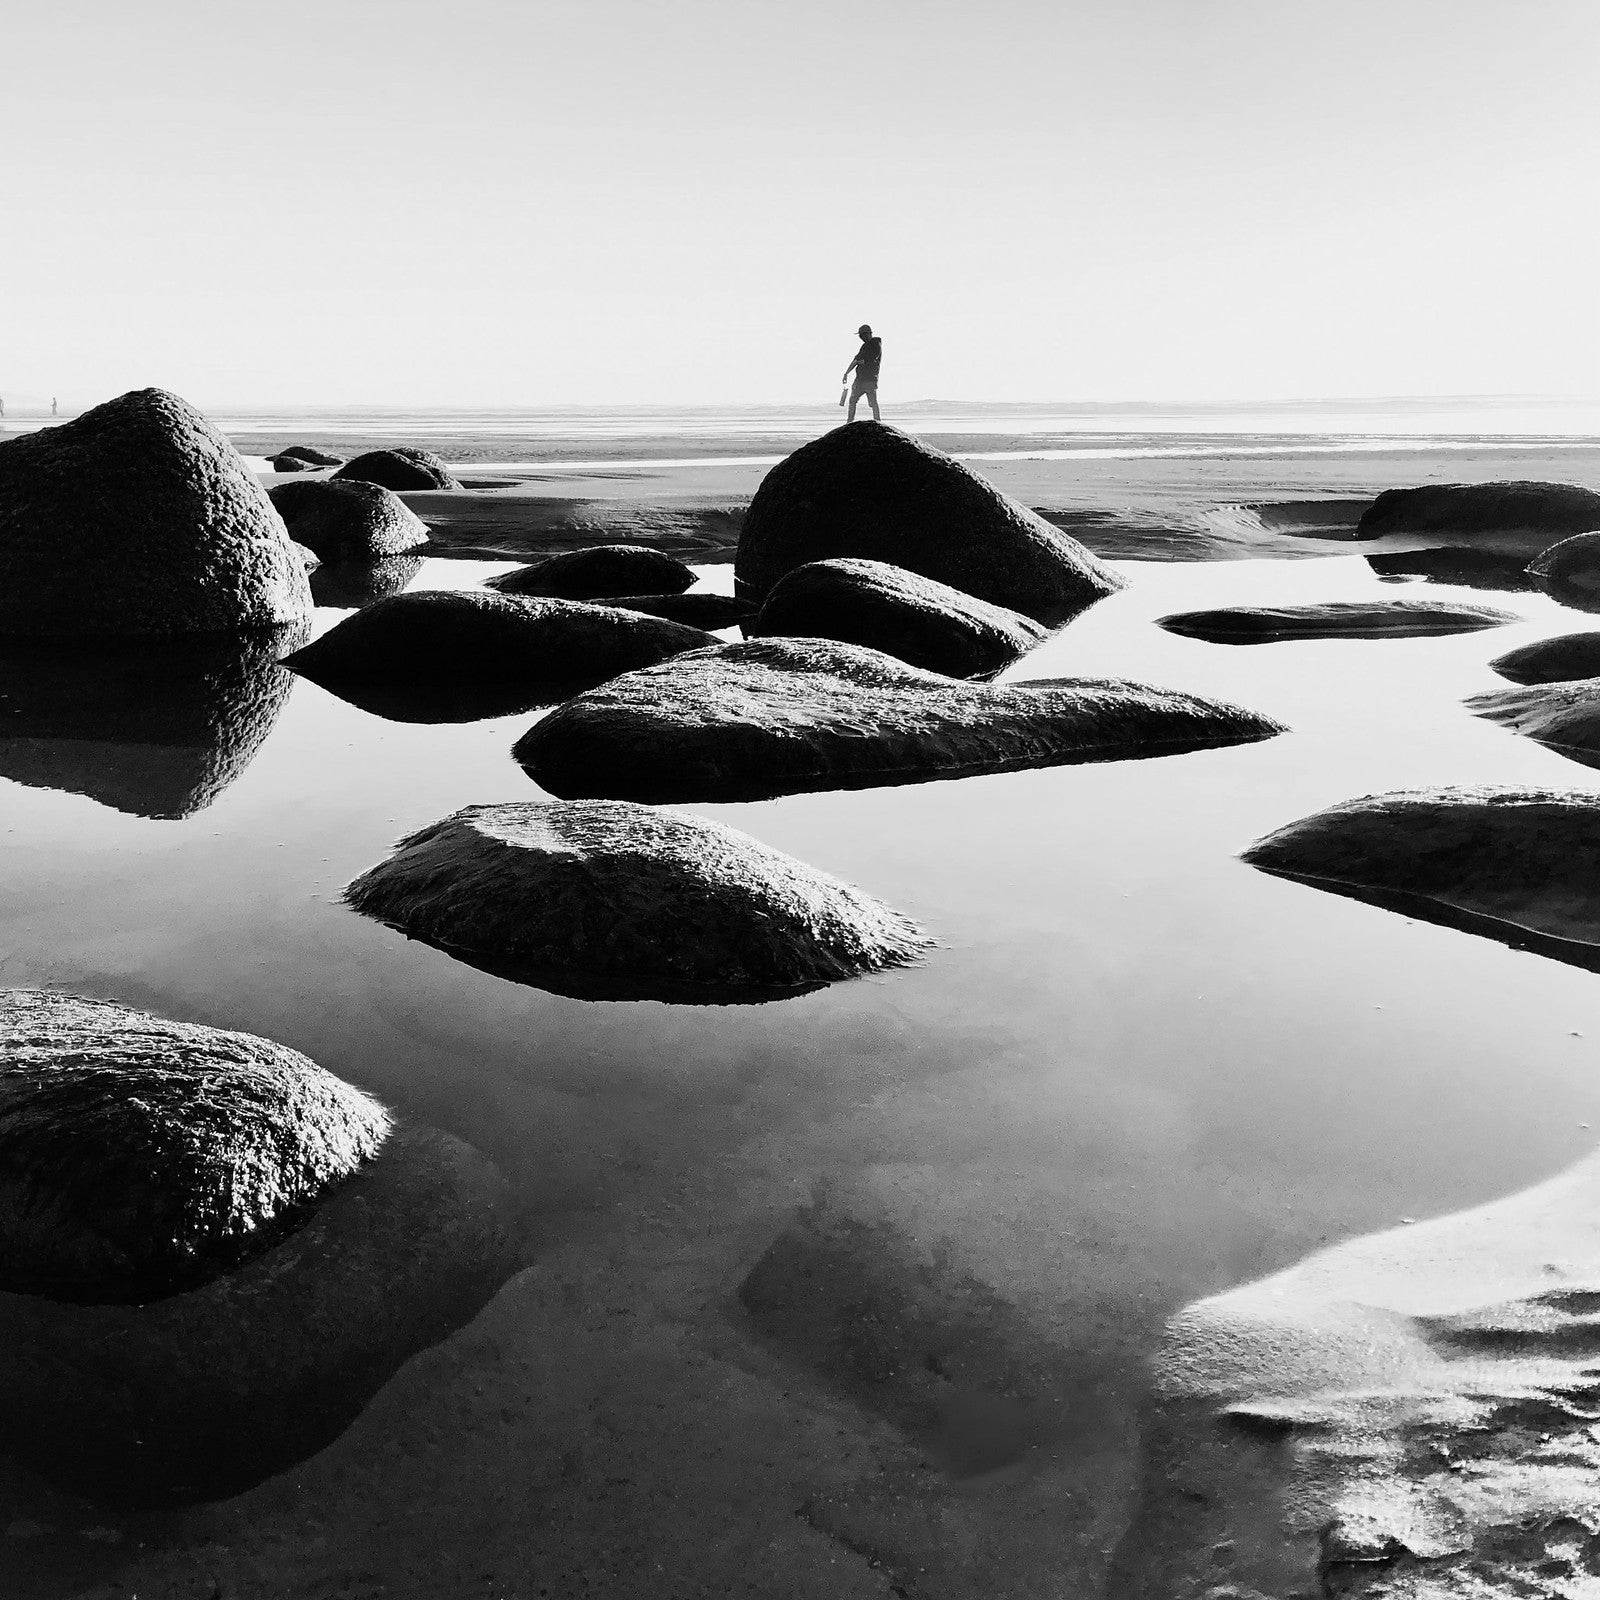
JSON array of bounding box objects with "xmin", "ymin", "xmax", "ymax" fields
[{"xmin": 851, "ymin": 375, "xmax": 878, "ymax": 393}]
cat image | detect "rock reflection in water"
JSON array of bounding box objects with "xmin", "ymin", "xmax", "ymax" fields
[
  {"xmin": 0, "ymin": 630, "xmax": 302, "ymax": 819},
  {"xmin": 1364, "ymin": 546, "xmax": 1541, "ymax": 592},
  {"xmin": 310, "ymin": 554, "xmax": 426, "ymax": 610}
]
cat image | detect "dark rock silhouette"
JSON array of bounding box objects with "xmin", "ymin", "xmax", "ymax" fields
[
  {"xmin": 514, "ymin": 636, "xmax": 1285, "ymax": 803},
  {"xmin": 269, "ymin": 453, "xmax": 316, "ymax": 472},
  {"xmin": 272, "ymin": 445, "xmax": 345, "ymax": 468},
  {"xmin": 1491, "ymin": 630, "xmax": 1600, "ymax": 684},
  {"xmin": 344, "ymin": 800, "xmax": 931, "ymax": 1003},
  {"xmin": 1355, "ymin": 481, "xmax": 1600, "ymax": 560},
  {"xmin": 0, "ymin": 387, "xmax": 312, "ymax": 637},
  {"xmin": 0, "ymin": 631, "xmax": 299, "ymax": 818},
  {"xmin": 1156, "ymin": 599, "xmax": 1518, "ymax": 644},
  {"xmin": 734, "ymin": 423, "xmax": 1123, "ymax": 623},
  {"xmin": 1364, "ymin": 545, "xmax": 1540, "ymax": 592},
  {"xmin": 332, "ymin": 446, "xmax": 461, "ymax": 492},
  {"xmin": 594, "ymin": 592, "xmax": 755, "ymax": 628},
  {"xmin": 1528, "ymin": 530, "xmax": 1600, "ymax": 595},
  {"xmin": 309, "ymin": 554, "xmax": 426, "ymax": 610},
  {"xmin": 747, "ymin": 558, "xmax": 1048, "ymax": 677},
  {"xmin": 1243, "ymin": 786, "xmax": 1600, "ymax": 968},
  {"xmin": 284, "ymin": 590, "xmax": 714, "ymax": 704},
  {"xmin": 1468, "ymin": 679, "xmax": 1600, "ymax": 770},
  {"xmin": 0, "ymin": 990, "xmax": 387, "ymax": 1303},
  {"xmin": 487, "ymin": 544, "xmax": 697, "ymax": 600},
  {"xmin": 270, "ymin": 479, "xmax": 430, "ymax": 562}
]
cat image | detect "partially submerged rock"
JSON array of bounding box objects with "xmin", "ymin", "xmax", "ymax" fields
[
  {"xmin": 1355, "ymin": 481, "xmax": 1600, "ymax": 559},
  {"xmin": 596, "ymin": 591, "xmax": 754, "ymax": 628},
  {"xmin": 747, "ymin": 557, "xmax": 1048, "ymax": 677},
  {"xmin": 0, "ymin": 632, "xmax": 299, "ymax": 818},
  {"xmin": 272, "ymin": 444, "xmax": 345, "ymax": 468},
  {"xmin": 332, "ymin": 446, "xmax": 461, "ymax": 492},
  {"xmin": 284, "ymin": 590, "xmax": 715, "ymax": 699},
  {"xmin": 309, "ymin": 553, "xmax": 426, "ymax": 610},
  {"xmin": 1528, "ymin": 530, "xmax": 1600, "ymax": 593},
  {"xmin": 1157, "ymin": 599, "xmax": 1518, "ymax": 644},
  {"xmin": 1110, "ymin": 1145, "xmax": 1600, "ymax": 1598},
  {"xmin": 734, "ymin": 422, "xmax": 1123, "ymax": 623},
  {"xmin": 1491, "ymin": 630, "xmax": 1600, "ymax": 684},
  {"xmin": 486, "ymin": 544, "xmax": 696, "ymax": 601},
  {"xmin": 0, "ymin": 990, "xmax": 387, "ymax": 1303},
  {"xmin": 1244, "ymin": 786, "xmax": 1600, "ymax": 967},
  {"xmin": 344, "ymin": 800, "xmax": 931, "ymax": 1003},
  {"xmin": 514, "ymin": 637, "xmax": 1285, "ymax": 803},
  {"xmin": 0, "ymin": 387, "xmax": 312, "ymax": 637},
  {"xmin": 269, "ymin": 453, "xmax": 316, "ymax": 472},
  {"xmin": 269, "ymin": 479, "xmax": 430, "ymax": 562},
  {"xmin": 1468, "ymin": 679, "xmax": 1600, "ymax": 770}
]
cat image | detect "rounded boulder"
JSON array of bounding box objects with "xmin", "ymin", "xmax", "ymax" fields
[
  {"xmin": 270, "ymin": 478, "xmax": 431, "ymax": 562},
  {"xmin": 1356, "ymin": 481, "xmax": 1600, "ymax": 559},
  {"xmin": 487, "ymin": 545, "xmax": 697, "ymax": 601},
  {"xmin": 332, "ymin": 446, "xmax": 461, "ymax": 492}
]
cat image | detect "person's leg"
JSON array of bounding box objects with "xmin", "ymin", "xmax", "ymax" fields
[
  {"xmin": 847, "ymin": 377, "xmax": 864, "ymax": 422},
  {"xmin": 865, "ymin": 382, "xmax": 880, "ymax": 421}
]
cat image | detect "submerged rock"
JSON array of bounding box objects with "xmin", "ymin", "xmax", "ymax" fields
[
  {"xmin": 514, "ymin": 636, "xmax": 1285, "ymax": 804},
  {"xmin": 1491, "ymin": 630, "xmax": 1600, "ymax": 684},
  {"xmin": 1528, "ymin": 530, "xmax": 1600, "ymax": 593},
  {"xmin": 283, "ymin": 590, "xmax": 715, "ymax": 698},
  {"xmin": 734, "ymin": 422, "xmax": 1123, "ymax": 623},
  {"xmin": 1157, "ymin": 599, "xmax": 1518, "ymax": 643},
  {"xmin": 0, "ymin": 990, "xmax": 388, "ymax": 1303},
  {"xmin": 747, "ymin": 557, "xmax": 1048, "ymax": 677},
  {"xmin": 1468, "ymin": 679, "xmax": 1600, "ymax": 770},
  {"xmin": 332, "ymin": 446, "xmax": 461, "ymax": 492},
  {"xmin": 0, "ymin": 387, "xmax": 312, "ymax": 637},
  {"xmin": 344, "ymin": 800, "xmax": 931, "ymax": 1002},
  {"xmin": 596, "ymin": 591, "xmax": 755, "ymax": 628},
  {"xmin": 269, "ymin": 479, "xmax": 430, "ymax": 562},
  {"xmin": 486, "ymin": 544, "xmax": 697, "ymax": 601},
  {"xmin": 1243, "ymin": 786, "xmax": 1600, "ymax": 966},
  {"xmin": 1355, "ymin": 480, "xmax": 1600, "ymax": 559},
  {"xmin": 0, "ymin": 632, "xmax": 299, "ymax": 818},
  {"xmin": 1110, "ymin": 1145, "xmax": 1600, "ymax": 1598},
  {"xmin": 272, "ymin": 445, "xmax": 345, "ymax": 468}
]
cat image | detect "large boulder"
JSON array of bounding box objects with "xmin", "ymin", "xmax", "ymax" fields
[
  {"xmin": 1355, "ymin": 481, "xmax": 1600, "ymax": 559},
  {"xmin": 272, "ymin": 445, "xmax": 345, "ymax": 468},
  {"xmin": 332, "ymin": 446, "xmax": 461, "ymax": 492},
  {"xmin": 486, "ymin": 544, "xmax": 697, "ymax": 600},
  {"xmin": 0, "ymin": 387, "xmax": 312, "ymax": 637},
  {"xmin": 0, "ymin": 632, "xmax": 298, "ymax": 818},
  {"xmin": 269, "ymin": 478, "xmax": 430, "ymax": 562},
  {"xmin": 1528, "ymin": 530, "xmax": 1600, "ymax": 594},
  {"xmin": 513, "ymin": 636, "xmax": 1284, "ymax": 803},
  {"xmin": 1243, "ymin": 786, "xmax": 1600, "ymax": 966},
  {"xmin": 734, "ymin": 422, "xmax": 1123, "ymax": 623},
  {"xmin": 1156, "ymin": 598, "xmax": 1518, "ymax": 644},
  {"xmin": 0, "ymin": 992, "xmax": 517, "ymax": 1504},
  {"xmin": 746, "ymin": 557, "xmax": 1048, "ymax": 677},
  {"xmin": 1490, "ymin": 629, "xmax": 1600, "ymax": 684},
  {"xmin": 344, "ymin": 800, "xmax": 931, "ymax": 1003},
  {"xmin": 1468, "ymin": 679, "xmax": 1600, "ymax": 769},
  {"xmin": 596, "ymin": 591, "xmax": 755, "ymax": 628}
]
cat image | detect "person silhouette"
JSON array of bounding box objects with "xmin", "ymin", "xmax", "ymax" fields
[
  {"xmin": 51, "ymin": 398, "xmax": 58, "ymax": 417},
  {"xmin": 840, "ymin": 325, "xmax": 882, "ymax": 422}
]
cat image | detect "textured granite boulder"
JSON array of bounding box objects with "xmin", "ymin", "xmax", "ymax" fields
[
  {"xmin": 514, "ymin": 637, "xmax": 1284, "ymax": 803},
  {"xmin": 309, "ymin": 553, "xmax": 426, "ymax": 610},
  {"xmin": 1355, "ymin": 481, "xmax": 1600, "ymax": 559},
  {"xmin": 272, "ymin": 445, "xmax": 344, "ymax": 468},
  {"xmin": 596, "ymin": 591, "xmax": 755, "ymax": 628},
  {"xmin": 0, "ymin": 387, "xmax": 312, "ymax": 637},
  {"xmin": 344, "ymin": 800, "xmax": 931, "ymax": 1002},
  {"xmin": 1528, "ymin": 530, "xmax": 1600, "ymax": 594},
  {"xmin": 747, "ymin": 558, "xmax": 1048, "ymax": 676},
  {"xmin": 0, "ymin": 993, "xmax": 518, "ymax": 1504},
  {"xmin": 1468, "ymin": 679, "xmax": 1600, "ymax": 770},
  {"xmin": 734, "ymin": 422, "xmax": 1123, "ymax": 623},
  {"xmin": 0, "ymin": 633, "xmax": 298, "ymax": 818},
  {"xmin": 269, "ymin": 478, "xmax": 430, "ymax": 562},
  {"xmin": 1156, "ymin": 599, "xmax": 1518, "ymax": 644},
  {"xmin": 1244, "ymin": 786, "xmax": 1600, "ymax": 966},
  {"xmin": 487, "ymin": 544, "xmax": 697, "ymax": 601},
  {"xmin": 332, "ymin": 446, "xmax": 461, "ymax": 492},
  {"xmin": 0, "ymin": 990, "xmax": 387, "ymax": 1303},
  {"xmin": 1491, "ymin": 630, "xmax": 1600, "ymax": 685}
]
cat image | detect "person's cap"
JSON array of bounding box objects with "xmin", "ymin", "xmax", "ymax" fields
[{"xmin": 858, "ymin": 324, "xmax": 872, "ymax": 337}]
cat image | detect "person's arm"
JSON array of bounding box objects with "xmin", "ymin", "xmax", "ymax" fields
[{"xmin": 842, "ymin": 351, "xmax": 858, "ymax": 381}]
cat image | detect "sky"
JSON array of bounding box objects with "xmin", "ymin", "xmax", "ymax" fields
[{"xmin": 1, "ymin": 0, "xmax": 1597, "ymax": 409}]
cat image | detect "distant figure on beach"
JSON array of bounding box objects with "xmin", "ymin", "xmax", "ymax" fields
[
  {"xmin": 841, "ymin": 325, "xmax": 882, "ymax": 423},
  {"xmin": 51, "ymin": 398, "xmax": 58, "ymax": 417}
]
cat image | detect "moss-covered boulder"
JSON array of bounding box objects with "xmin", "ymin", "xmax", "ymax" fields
[
  {"xmin": 269, "ymin": 479, "xmax": 430, "ymax": 562},
  {"xmin": 1355, "ymin": 481, "xmax": 1600, "ymax": 559},
  {"xmin": 596, "ymin": 591, "xmax": 754, "ymax": 628},
  {"xmin": 0, "ymin": 632, "xmax": 298, "ymax": 818},
  {"xmin": 272, "ymin": 445, "xmax": 344, "ymax": 468},
  {"xmin": 332, "ymin": 446, "xmax": 461, "ymax": 492},
  {"xmin": 1490, "ymin": 630, "xmax": 1600, "ymax": 685},
  {"xmin": 309, "ymin": 553, "xmax": 426, "ymax": 610},
  {"xmin": 487, "ymin": 544, "xmax": 697, "ymax": 600},
  {"xmin": 734, "ymin": 423, "xmax": 1123, "ymax": 623},
  {"xmin": 1243, "ymin": 786, "xmax": 1600, "ymax": 967},
  {"xmin": 1156, "ymin": 599, "xmax": 1518, "ymax": 644},
  {"xmin": 1468, "ymin": 679, "xmax": 1600, "ymax": 770},
  {"xmin": 514, "ymin": 636, "xmax": 1284, "ymax": 803},
  {"xmin": 1528, "ymin": 530, "xmax": 1600, "ymax": 594},
  {"xmin": 747, "ymin": 558, "xmax": 1048, "ymax": 676},
  {"xmin": 344, "ymin": 800, "xmax": 931, "ymax": 1002},
  {"xmin": 0, "ymin": 387, "xmax": 312, "ymax": 637}
]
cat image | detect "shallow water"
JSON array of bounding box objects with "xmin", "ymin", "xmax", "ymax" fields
[{"xmin": 8, "ymin": 550, "xmax": 1600, "ymax": 1593}]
